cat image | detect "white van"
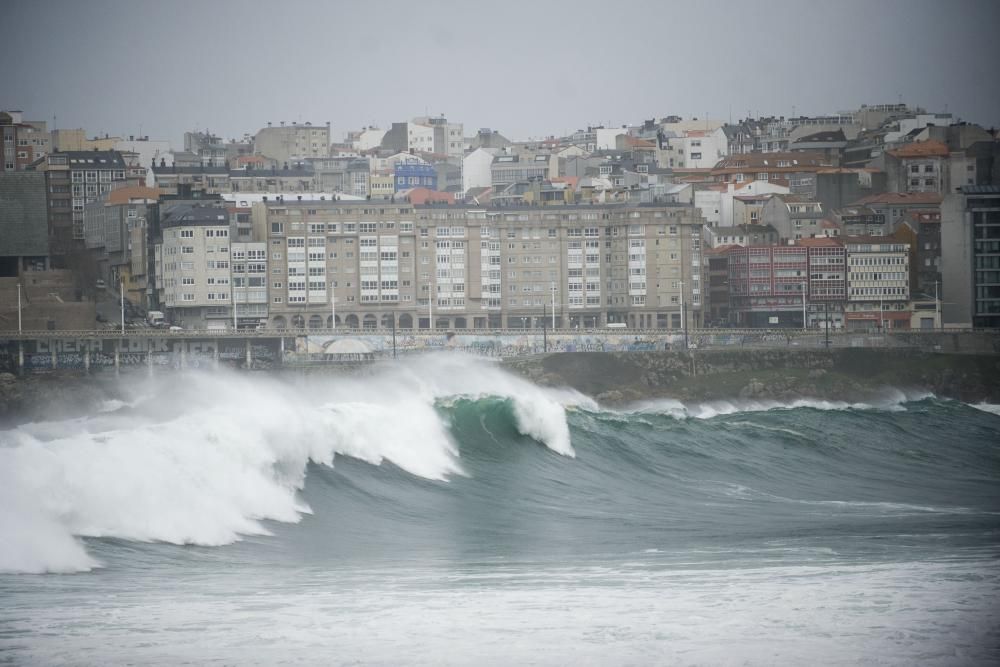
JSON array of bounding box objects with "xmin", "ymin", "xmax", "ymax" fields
[{"xmin": 606, "ymin": 322, "xmax": 627, "ymax": 329}]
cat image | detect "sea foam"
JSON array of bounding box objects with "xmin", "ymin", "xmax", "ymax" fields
[{"xmin": 0, "ymin": 355, "xmax": 577, "ymax": 574}]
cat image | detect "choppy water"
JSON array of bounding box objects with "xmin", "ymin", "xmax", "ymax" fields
[{"xmin": 1, "ymin": 355, "xmax": 998, "ymax": 665}]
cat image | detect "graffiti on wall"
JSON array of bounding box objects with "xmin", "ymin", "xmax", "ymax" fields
[{"xmin": 298, "ymin": 333, "xmax": 685, "ymax": 358}]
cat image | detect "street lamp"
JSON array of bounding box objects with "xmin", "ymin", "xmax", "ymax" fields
[
  {"xmin": 935, "ymin": 280, "xmax": 940, "ymax": 330},
  {"xmin": 801, "ymin": 280, "xmax": 807, "ymax": 331},
  {"xmin": 878, "ymin": 288, "xmax": 884, "ymax": 333},
  {"xmin": 678, "ymin": 280, "xmax": 688, "ymax": 348},
  {"xmin": 550, "ymin": 281, "xmax": 556, "ymax": 330}
]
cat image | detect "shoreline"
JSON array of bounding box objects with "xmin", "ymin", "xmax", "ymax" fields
[
  {"xmin": 1, "ymin": 349, "xmax": 998, "ymax": 427},
  {"xmin": 502, "ymin": 349, "xmax": 1000, "ymax": 406}
]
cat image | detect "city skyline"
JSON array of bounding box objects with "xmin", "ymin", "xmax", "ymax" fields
[{"xmin": 4, "ymin": 0, "xmax": 999, "ymax": 145}]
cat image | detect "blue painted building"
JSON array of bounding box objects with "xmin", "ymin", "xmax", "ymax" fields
[{"xmin": 394, "ymin": 162, "xmax": 437, "ymax": 192}]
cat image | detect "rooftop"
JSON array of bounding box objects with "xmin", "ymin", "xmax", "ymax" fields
[
  {"xmin": 887, "ymin": 140, "xmax": 950, "ymax": 159},
  {"xmin": 160, "ymin": 205, "xmax": 229, "ymax": 228},
  {"xmin": 105, "ymin": 186, "xmax": 162, "ymax": 205},
  {"xmin": 851, "ymin": 192, "xmax": 942, "ymax": 206},
  {"xmin": 796, "ymin": 236, "xmax": 842, "ymax": 247},
  {"xmin": 793, "ymin": 129, "xmax": 847, "ymax": 144}
]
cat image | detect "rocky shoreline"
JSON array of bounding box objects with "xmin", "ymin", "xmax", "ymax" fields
[
  {"xmin": 503, "ymin": 349, "xmax": 1000, "ymax": 406},
  {"xmin": 0, "ymin": 371, "xmax": 125, "ymax": 427}
]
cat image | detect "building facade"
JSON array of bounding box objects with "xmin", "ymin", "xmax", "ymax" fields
[
  {"xmin": 253, "ymin": 201, "xmax": 707, "ymax": 331},
  {"xmin": 154, "ymin": 206, "xmax": 234, "ymax": 328},
  {"xmin": 394, "ymin": 162, "xmax": 437, "ymax": 192},
  {"xmin": 34, "ymin": 151, "xmax": 128, "ymax": 263},
  {"xmin": 844, "ymin": 239, "xmax": 911, "ymax": 331},
  {"xmin": 83, "ymin": 186, "xmax": 161, "ymax": 303},
  {"xmin": 0, "ymin": 172, "xmax": 49, "ymax": 276},
  {"xmin": 941, "ymin": 186, "xmax": 1000, "ymax": 328},
  {"xmin": 253, "ymin": 122, "xmax": 331, "ymax": 164},
  {"xmin": 727, "ymin": 245, "xmax": 810, "ymax": 327},
  {"xmin": 1, "ymin": 111, "xmax": 49, "ymax": 172},
  {"xmin": 727, "ymin": 241, "xmax": 847, "ymax": 328}
]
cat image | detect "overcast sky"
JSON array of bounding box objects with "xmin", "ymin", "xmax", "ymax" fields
[{"xmin": 3, "ymin": 0, "xmax": 999, "ymax": 146}]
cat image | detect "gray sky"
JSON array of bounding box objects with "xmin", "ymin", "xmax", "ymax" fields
[{"xmin": 3, "ymin": 0, "xmax": 999, "ymax": 146}]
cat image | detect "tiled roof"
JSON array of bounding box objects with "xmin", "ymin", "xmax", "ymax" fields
[
  {"xmin": 624, "ymin": 136, "xmax": 656, "ymax": 148},
  {"xmin": 887, "ymin": 140, "xmax": 950, "ymax": 159},
  {"xmin": 706, "ymin": 244, "xmax": 742, "ymax": 254},
  {"xmin": 851, "ymin": 192, "xmax": 942, "ymax": 206},
  {"xmin": 105, "ymin": 186, "xmax": 162, "ymax": 205},
  {"xmin": 712, "ymin": 151, "xmax": 832, "ymax": 172},
  {"xmin": 550, "ymin": 176, "xmax": 579, "ymax": 189},
  {"xmin": 400, "ymin": 187, "xmax": 454, "ymax": 205}
]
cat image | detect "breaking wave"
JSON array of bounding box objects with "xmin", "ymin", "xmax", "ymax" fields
[
  {"xmin": 1, "ymin": 355, "xmax": 997, "ymax": 575},
  {"xmin": 0, "ymin": 356, "xmax": 583, "ymax": 573}
]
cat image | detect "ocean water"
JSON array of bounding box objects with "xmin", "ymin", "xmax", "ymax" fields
[{"xmin": 1, "ymin": 355, "xmax": 998, "ymax": 666}]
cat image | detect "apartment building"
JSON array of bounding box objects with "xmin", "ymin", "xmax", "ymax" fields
[
  {"xmin": 830, "ymin": 206, "xmax": 887, "ymax": 236},
  {"xmin": 800, "ymin": 238, "xmax": 847, "ymax": 330},
  {"xmin": 254, "ymin": 122, "xmax": 330, "ymax": 164},
  {"xmin": 941, "ymin": 185, "xmax": 1000, "ymax": 328},
  {"xmin": 183, "ymin": 131, "xmax": 227, "ymax": 167},
  {"xmin": 883, "ymin": 140, "xmax": 955, "ymax": 194},
  {"xmin": 899, "ymin": 209, "xmax": 942, "ymax": 299},
  {"xmin": 661, "ymin": 127, "xmax": 728, "ymax": 169},
  {"xmin": 254, "ymin": 201, "xmax": 706, "ymax": 331},
  {"xmin": 33, "ymin": 150, "xmax": 128, "ymax": 263},
  {"xmin": 711, "ymin": 152, "xmax": 834, "ymax": 199},
  {"xmin": 727, "ymin": 245, "xmax": 810, "ymax": 327},
  {"xmin": 230, "ymin": 241, "xmax": 269, "ymax": 328},
  {"xmin": 1, "ymin": 111, "xmax": 49, "ymax": 172},
  {"xmin": 151, "ymin": 165, "xmax": 319, "ymax": 196},
  {"xmin": 83, "ymin": 185, "xmax": 161, "ymax": 300},
  {"xmin": 726, "ymin": 240, "xmax": 848, "ymax": 328},
  {"xmin": 850, "ymin": 192, "xmax": 941, "ymax": 230},
  {"xmin": 760, "ymin": 195, "xmax": 826, "ymax": 240},
  {"xmin": 844, "ymin": 238, "xmax": 911, "ymax": 331},
  {"xmin": 154, "ymin": 205, "xmax": 233, "ymax": 328},
  {"xmin": 491, "ymin": 155, "xmax": 549, "ymax": 192},
  {"xmin": 413, "ymin": 116, "xmax": 465, "ymax": 159}
]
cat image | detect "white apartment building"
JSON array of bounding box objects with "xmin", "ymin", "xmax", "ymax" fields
[
  {"xmin": 844, "ymin": 239, "xmax": 910, "ymax": 331},
  {"xmin": 231, "ymin": 242, "xmax": 268, "ymax": 328},
  {"xmin": 154, "ymin": 205, "xmax": 233, "ymax": 328},
  {"xmin": 462, "ymin": 148, "xmax": 495, "ymax": 194}
]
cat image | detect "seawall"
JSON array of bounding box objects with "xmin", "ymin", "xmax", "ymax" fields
[{"xmin": 503, "ymin": 349, "xmax": 1000, "ymax": 404}]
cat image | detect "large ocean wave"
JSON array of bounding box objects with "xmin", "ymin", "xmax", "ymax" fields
[
  {"xmin": 0, "ymin": 356, "xmax": 584, "ymax": 573},
  {"xmin": 1, "ymin": 355, "xmax": 998, "ymax": 575}
]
